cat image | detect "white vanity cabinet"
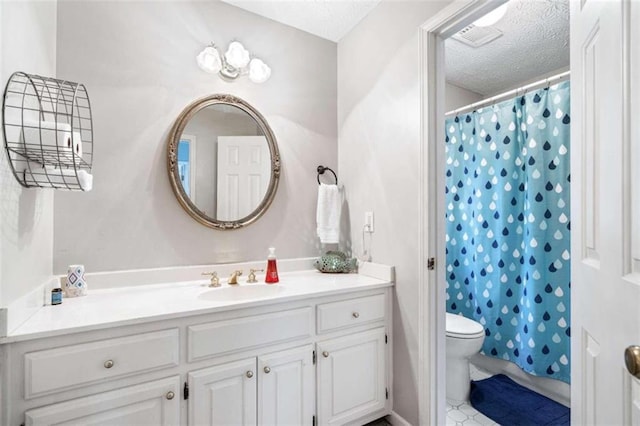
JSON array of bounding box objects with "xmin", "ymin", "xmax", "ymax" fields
[
  {"xmin": 317, "ymin": 329, "xmax": 387, "ymax": 424},
  {"xmin": 1, "ymin": 279, "xmax": 393, "ymax": 426},
  {"xmin": 188, "ymin": 358, "xmax": 258, "ymax": 426},
  {"xmin": 188, "ymin": 345, "xmax": 315, "ymax": 426},
  {"xmin": 24, "ymin": 376, "xmax": 181, "ymax": 426},
  {"xmin": 257, "ymin": 345, "xmax": 315, "ymax": 425},
  {"xmin": 23, "ymin": 328, "xmax": 180, "ymax": 399}
]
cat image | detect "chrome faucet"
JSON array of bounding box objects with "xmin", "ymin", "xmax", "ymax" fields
[
  {"xmin": 228, "ymin": 270, "xmax": 243, "ymax": 285},
  {"xmin": 202, "ymin": 272, "xmax": 220, "ymax": 287}
]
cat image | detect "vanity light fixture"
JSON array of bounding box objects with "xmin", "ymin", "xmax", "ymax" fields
[{"xmin": 196, "ymin": 41, "xmax": 271, "ymax": 83}]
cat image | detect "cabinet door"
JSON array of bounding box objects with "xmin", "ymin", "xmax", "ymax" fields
[
  {"xmin": 258, "ymin": 345, "xmax": 315, "ymax": 426},
  {"xmin": 317, "ymin": 328, "xmax": 387, "ymax": 426},
  {"xmin": 25, "ymin": 376, "xmax": 180, "ymax": 426},
  {"xmin": 188, "ymin": 358, "xmax": 257, "ymax": 426}
]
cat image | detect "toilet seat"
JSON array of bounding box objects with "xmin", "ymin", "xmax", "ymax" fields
[{"xmin": 446, "ymin": 312, "xmax": 485, "ymax": 339}]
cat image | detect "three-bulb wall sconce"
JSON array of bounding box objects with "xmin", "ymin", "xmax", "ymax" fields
[{"xmin": 196, "ymin": 41, "xmax": 271, "ymax": 84}]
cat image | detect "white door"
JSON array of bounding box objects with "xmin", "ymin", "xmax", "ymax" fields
[
  {"xmin": 217, "ymin": 136, "xmax": 270, "ymax": 220},
  {"xmin": 571, "ymin": 0, "xmax": 640, "ymax": 424},
  {"xmin": 316, "ymin": 328, "xmax": 387, "ymax": 426},
  {"xmin": 258, "ymin": 345, "xmax": 315, "ymax": 426},
  {"xmin": 25, "ymin": 376, "xmax": 180, "ymax": 426},
  {"xmin": 188, "ymin": 358, "xmax": 257, "ymax": 426}
]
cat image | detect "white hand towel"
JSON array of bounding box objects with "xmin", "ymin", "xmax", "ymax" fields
[{"xmin": 316, "ymin": 183, "xmax": 341, "ymax": 244}]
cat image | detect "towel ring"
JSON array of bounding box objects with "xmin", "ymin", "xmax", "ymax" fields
[{"xmin": 317, "ymin": 165, "xmax": 337, "ymax": 185}]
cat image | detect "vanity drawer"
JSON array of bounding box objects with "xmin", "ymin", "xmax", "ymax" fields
[
  {"xmin": 188, "ymin": 307, "xmax": 313, "ymax": 362},
  {"xmin": 25, "ymin": 328, "xmax": 179, "ymax": 399},
  {"xmin": 317, "ymin": 294, "xmax": 386, "ymax": 333}
]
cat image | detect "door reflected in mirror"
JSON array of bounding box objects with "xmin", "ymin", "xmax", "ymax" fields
[
  {"xmin": 215, "ymin": 135, "xmax": 270, "ymax": 221},
  {"xmin": 179, "ymin": 104, "xmax": 268, "ymax": 220},
  {"xmin": 168, "ymin": 94, "xmax": 280, "ymax": 230}
]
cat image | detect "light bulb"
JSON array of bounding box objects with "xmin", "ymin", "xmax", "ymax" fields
[
  {"xmin": 249, "ymin": 58, "xmax": 271, "ymax": 83},
  {"xmin": 225, "ymin": 41, "xmax": 251, "ymax": 69},
  {"xmin": 196, "ymin": 46, "xmax": 222, "ymax": 74},
  {"xmin": 473, "ymin": 3, "xmax": 508, "ymax": 27}
]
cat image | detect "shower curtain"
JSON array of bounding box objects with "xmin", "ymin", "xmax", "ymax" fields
[{"xmin": 445, "ymin": 81, "xmax": 571, "ymax": 383}]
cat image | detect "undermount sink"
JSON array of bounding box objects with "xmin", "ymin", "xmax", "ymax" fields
[{"xmin": 199, "ymin": 284, "xmax": 287, "ymax": 302}]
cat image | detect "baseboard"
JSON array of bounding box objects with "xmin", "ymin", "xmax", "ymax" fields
[{"xmin": 387, "ymin": 411, "xmax": 412, "ymax": 426}]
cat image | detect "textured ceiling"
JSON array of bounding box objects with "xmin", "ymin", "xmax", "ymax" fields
[
  {"xmin": 220, "ymin": 0, "xmax": 381, "ymax": 42},
  {"xmin": 445, "ymin": 0, "xmax": 569, "ymax": 96}
]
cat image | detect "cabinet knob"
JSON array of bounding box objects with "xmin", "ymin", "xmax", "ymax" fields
[
  {"xmin": 246, "ymin": 370, "xmax": 254, "ymax": 378},
  {"xmin": 264, "ymin": 366, "xmax": 271, "ymax": 374},
  {"xmin": 625, "ymin": 346, "xmax": 640, "ymax": 378},
  {"xmin": 323, "ymin": 351, "xmax": 329, "ymax": 358},
  {"xmin": 104, "ymin": 360, "xmax": 114, "ymax": 369},
  {"xmin": 352, "ymin": 312, "xmax": 360, "ymax": 318},
  {"xmin": 166, "ymin": 391, "xmax": 175, "ymax": 400}
]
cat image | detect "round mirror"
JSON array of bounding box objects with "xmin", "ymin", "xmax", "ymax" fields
[{"xmin": 167, "ymin": 94, "xmax": 280, "ymax": 230}]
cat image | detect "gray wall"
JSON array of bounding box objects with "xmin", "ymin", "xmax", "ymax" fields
[
  {"xmin": 337, "ymin": 1, "xmax": 450, "ymax": 423},
  {"xmin": 54, "ymin": 1, "xmax": 337, "ymax": 273},
  {"xmin": 445, "ymin": 82, "xmax": 483, "ymax": 112},
  {"xmin": 0, "ymin": 1, "xmax": 57, "ymax": 310}
]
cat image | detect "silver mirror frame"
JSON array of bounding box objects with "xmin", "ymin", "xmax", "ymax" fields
[{"xmin": 167, "ymin": 94, "xmax": 281, "ymax": 230}]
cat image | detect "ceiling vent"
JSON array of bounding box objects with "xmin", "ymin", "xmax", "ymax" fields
[{"xmin": 452, "ymin": 24, "xmax": 503, "ymax": 48}]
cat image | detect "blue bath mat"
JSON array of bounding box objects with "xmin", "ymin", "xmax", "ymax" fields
[{"xmin": 470, "ymin": 374, "xmax": 570, "ymax": 426}]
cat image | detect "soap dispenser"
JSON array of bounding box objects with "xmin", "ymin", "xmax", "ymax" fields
[{"xmin": 265, "ymin": 247, "xmax": 279, "ymax": 284}]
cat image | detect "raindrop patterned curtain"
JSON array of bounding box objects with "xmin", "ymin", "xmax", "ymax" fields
[{"xmin": 445, "ymin": 81, "xmax": 571, "ymax": 383}]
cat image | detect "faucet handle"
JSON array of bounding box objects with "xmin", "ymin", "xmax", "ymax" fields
[
  {"xmin": 247, "ymin": 269, "xmax": 264, "ymax": 283},
  {"xmin": 202, "ymin": 272, "xmax": 220, "ymax": 287}
]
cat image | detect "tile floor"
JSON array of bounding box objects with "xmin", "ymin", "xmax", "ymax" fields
[
  {"xmin": 446, "ymin": 400, "xmax": 499, "ymax": 426},
  {"xmin": 446, "ymin": 363, "xmax": 500, "ymax": 426},
  {"xmin": 367, "ymin": 365, "xmax": 502, "ymax": 426},
  {"xmin": 365, "ymin": 401, "xmax": 498, "ymax": 426}
]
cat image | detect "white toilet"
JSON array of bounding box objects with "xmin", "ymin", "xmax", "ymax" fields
[{"xmin": 446, "ymin": 312, "xmax": 485, "ymax": 402}]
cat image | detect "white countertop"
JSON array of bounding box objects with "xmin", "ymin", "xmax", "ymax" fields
[{"xmin": 2, "ymin": 267, "xmax": 393, "ymax": 344}]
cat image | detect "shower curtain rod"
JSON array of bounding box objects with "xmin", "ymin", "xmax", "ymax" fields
[{"xmin": 445, "ymin": 70, "xmax": 571, "ymax": 117}]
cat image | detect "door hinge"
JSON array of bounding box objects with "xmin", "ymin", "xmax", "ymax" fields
[
  {"xmin": 385, "ymin": 334, "xmax": 388, "ymax": 344},
  {"xmin": 313, "ymin": 350, "xmax": 316, "ymax": 364},
  {"xmin": 313, "ymin": 415, "xmax": 316, "ymax": 426},
  {"xmin": 183, "ymin": 382, "xmax": 189, "ymax": 400},
  {"xmin": 386, "ymin": 387, "xmax": 389, "ymax": 400},
  {"xmin": 427, "ymin": 257, "xmax": 435, "ymax": 270}
]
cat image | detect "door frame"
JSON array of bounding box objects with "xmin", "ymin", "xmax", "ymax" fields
[
  {"xmin": 179, "ymin": 133, "xmax": 197, "ymax": 201},
  {"xmin": 418, "ymin": 1, "xmax": 510, "ymax": 424}
]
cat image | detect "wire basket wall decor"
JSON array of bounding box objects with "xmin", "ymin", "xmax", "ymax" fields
[{"xmin": 2, "ymin": 72, "xmax": 94, "ymax": 191}]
